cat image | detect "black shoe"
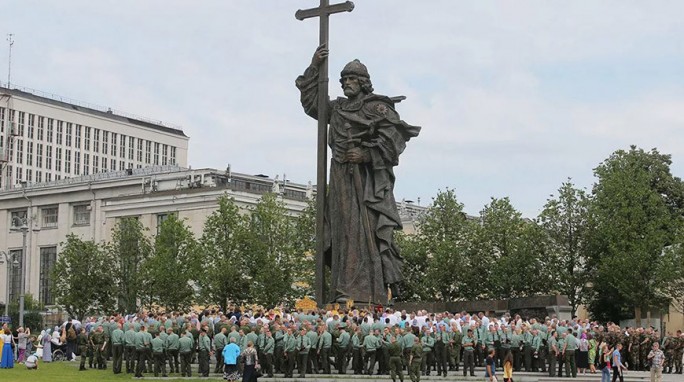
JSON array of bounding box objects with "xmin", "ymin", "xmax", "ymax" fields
[{"xmin": 79, "ymin": 367, "xmax": 87, "ymax": 371}]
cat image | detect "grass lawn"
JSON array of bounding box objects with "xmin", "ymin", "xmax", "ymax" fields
[{"xmin": 0, "ymin": 360, "xmax": 226, "ymax": 381}]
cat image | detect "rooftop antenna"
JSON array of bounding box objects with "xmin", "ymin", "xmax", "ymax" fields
[{"xmin": 7, "ymin": 33, "xmax": 14, "ymax": 88}]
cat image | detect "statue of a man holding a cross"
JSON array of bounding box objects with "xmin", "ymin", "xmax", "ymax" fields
[{"xmin": 296, "ymin": 44, "xmax": 421, "ymax": 304}]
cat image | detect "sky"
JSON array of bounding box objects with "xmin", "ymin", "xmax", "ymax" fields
[{"xmin": 1, "ymin": 0, "xmax": 683, "ymax": 217}]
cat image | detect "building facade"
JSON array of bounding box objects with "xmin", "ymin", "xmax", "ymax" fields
[{"xmin": 0, "ymin": 83, "xmax": 189, "ymax": 190}]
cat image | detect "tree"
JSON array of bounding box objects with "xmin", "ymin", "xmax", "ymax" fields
[
  {"xmin": 52, "ymin": 234, "xmax": 116, "ymax": 318},
  {"xmin": 396, "ymin": 231, "xmax": 431, "ymax": 301},
  {"xmin": 539, "ymin": 180, "xmax": 591, "ymax": 315},
  {"xmin": 142, "ymin": 214, "xmax": 201, "ymax": 312},
  {"xmin": 587, "ymin": 146, "xmax": 684, "ymax": 324},
  {"xmin": 244, "ymin": 193, "xmax": 300, "ymax": 306},
  {"xmin": 291, "ymin": 198, "xmax": 316, "ymax": 297},
  {"xmin": 415, "ymin": 189, "xmax": 473, "ymax": 300},
  {"xmin": 197, "ymin": 194, "xmax": 251, "ymax": 309},
  {"xmin": 107, "ymin": 217, "xmax": 151, "ymax": 314}
]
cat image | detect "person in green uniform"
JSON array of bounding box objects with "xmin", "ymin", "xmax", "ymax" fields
[
  {"xmin": 389, "ymin": 335, "xmax": 405, "ymax": 382},
  {"xmin": 318, "ymin": 324, "xmax": 333, "ymax": 374},
  {"xmin": 531, "ymin": 329, "xmax": 542, "ymax": 372},
  {"xmin": 93, "ymin": 326, "xmax": 108, "ymax": 370},
  {"xmin": 78, "ymin": 328, "xmax": 89, "ymax": 371},
  {"xmin": 134, "ymin": 325, "xmax": 152, "ymax": 378},
  {"xmin": 511, "ymin": 328, "xmax": 522, "ymax": 372},
  {"xmin": 547, "ymin": 330, "xmax": 558, "ymax": 377},
  {"xmin": 557, "ymin": 332, "xmax": 566, "ymax": 377},
  {"xmin": 198, "ymin": 328, "xmax": 212, "ymax": 377},
  {"xmin": 262, "ymin": 329, "xmax": 275, "ymax": 378},
  {"xmin": 352, "ymin": 327, "xmax": 364, "ymax": 375},
  {"xmin": 297, "ymin": 328, "xmax": 311, "ymax": 378},
  {"xmin": 522, "ymin": 326, "xmax": 533, "ymax": 372},
  {"xmin": 434, "ymin": 326, "xmax": 449, "ymax": 377},
  {"xmin": 420, "ymin": 327, "xmax": 435, "ymax": 376},
  {"xmin": 363, "ymin": 329, "xmax": 381, "ymax": 375},
  {"xmin": 166, "ymin": 327, "xmax": 180, "ymax": 374},
  {"xmin": 213, "ymin": 327, "xmax": 228, "ymax": 374},
  {"xmin": 337, "ymin": 326, "xmax": 351, "ymax": 374},
  {"xmin": 151, "ymin": 331, "xmax": 168, "ymax": 377},
  {"xmin": 273, "ymin": 324, "xmax": 285, "ymax": 374},
  {"xmin": 284, "ymin": 327, "xmax": 297, "ymax": 378},
  {"xmin": 402, "ymin": 327, "xmax": 416, "ymax": 370},
  {"xmin": 124, "ymin": 323, "xmax": 137, "ymax": 374},
  {"xmin": 409, "ymin": 336, "xmax": 423, "ymax": 382},
  {"xmin": 563, "ymin": 329, "xmax": 578, "ymax": 378},
  {"xmin": 178, "ymin": 329, "xmax": 194, "ymax": 377},
  {"xmin": 462, "ymin": 328, "xmax": 476, "ymax": 377},
  {"xmin": 110, "ymin": 323, "xmax": 124, "ymax": 374},
  {"xmin": 450, "ymin": 325, "xmax": 462, "ymax": 372}
]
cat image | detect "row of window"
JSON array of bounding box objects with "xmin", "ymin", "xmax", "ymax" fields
[
  {"xmin": 10, "ymin": 204, "xmax": 90, "ymax": 230},
  {"xmin": 7, "ymin": 246, "xmax": 56, "ymax": 305}
]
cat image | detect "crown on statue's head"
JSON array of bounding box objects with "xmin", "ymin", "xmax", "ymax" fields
[{"xmin": 341, "ymin": 59, "xmax": 370, "ymax": 78}]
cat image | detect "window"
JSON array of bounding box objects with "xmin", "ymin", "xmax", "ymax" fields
[
  {"xmin": 145, "ymin": 140, "xmax": 151, "ymax": 164},
  {"xmin": 36, "ymin": 143, "xmax": 43, "ymax": 168},
  {"xmin": 93, "ymin": 156, "xmax": 99, "ymax": 173},
  {"xmin": 36, "ymin": 171, "xmax": 42, "ymax": 183},
  {"xmin": 83, "ymin": 153, "xmax": 90, "ymax": 175},
  {"xmin": 10, "ymin": 210, "xmax": 27, "ymax": 228},
  {"xmin": 75, "ymin": 125, "xmax": 82, "ymax": 148},
  {"xmin": 170, "ymin": 146, "xmax": 177, "ymax": 165},
  {"xmin": 74, "ymin": 151, "xmax": 81, "ymax": 175},
  {"xmin": 110, "ymin": 158, "xmax": 116, "ymax": 171},
  {"xmin": 156, "ymin": 212, "xmax": 176, "ymax": 234},
  {"xmin": 0, "ymin": 107, "xmax": 4, "ymax": 133},
  {"xmin": 55, "ymin": 148, "xmax": 62, "ymax": 172},
  {"xmin": 42, "ymin": 206, "xmax": 58, "ymax": 228},
  {"xmin": 26, "ymin": 141, "xmax": 33, "ymax": 166},
  {"xmin": 39, "ymin": 247, "xmax": 57, "ymax": 305},
  {"xmin": 162, "ymin": 144, "xmax": 168, "ymax": 165},
  {"xmin": 37, "ymin": 116, "xmax": 44, "ymax": 141},
  {"xmin": 45, "ymin": 150, "xmax": 51, "ymax": 173},
  {"xmin": 111, "ymin": 133, "xmax": 117, "ymax": 157},
  {"xmin": 102, "ymin": 131, "xmax": 108, "ymax": 155},
  {"xmin": 27, "ymin": 114, "xmax": 34, "ymax": 139},
  {"xmin": 102, "ymin": 157, "xmax": 108, "ymax": 171},
  {"xmin": 46, "ymin": 118, "xmax": 54, "ymax": 143},
  {"xmin": 56, "ymin": 121, "xmax": 63, "ymax": 145},
  {"xmin": 65, "ymin": 149, "xmax": 71, "ymax": 174},
  {"xmin": 8, "ymin": 249, "xmax": 23, "ymax": 302},
  {"xmin": 153, "ymin": 142, "xmax": 160, "ymax": 165},
  {"xmin": 137, "ymin": 139, "xmax": 143, "ymax": 162},
  {"xmin": 84, "ymin": 126, "xmax": 91, "ymax": 151},
  {"xmin": 26, "ymin": 169, "xmax": 32, "ymax": 183},
  {"xmin": 120, "ymin": 134, "xmax": 126, "ymax": 158},
  {"xmin": 17, "ymin": 111, "xmax": 25, "ymax": 136},
  {"xmin": 65, "ymin": 123, "xmax": 72, "ymax": 147},
  {"xmin": 93, "ymin": 128, "xmax": 100, "ymax": 153},
  {"xmin": 128, "ymin": 136, "xmax": 134, "ymax": 160},
  {"xmin": 46, "ymin": 173, "xmax": 52, "ymax": 182},
  {"xmin": 119, "ymin": 160, "xmax": 125, "ymax": 170},
  {"xmin": 16, "ymin": 138, "xmax": 23, "ymax": 164},
  {"xmin": 73, "ymin": 204, "xmax": 90, "ymax": 226},
  {"xmin": 16, "ymin": 166, "xmax": 22, "ymax": 182}
]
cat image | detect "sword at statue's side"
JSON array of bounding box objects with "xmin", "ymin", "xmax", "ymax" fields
[{"xmin": 295, "ymin": 0, "xmax": 354, "ymax": 306}]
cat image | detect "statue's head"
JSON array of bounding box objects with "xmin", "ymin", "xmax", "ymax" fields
[{"xmin": 340, "ymin": 59, "xmax": 374, "ymax": 97}]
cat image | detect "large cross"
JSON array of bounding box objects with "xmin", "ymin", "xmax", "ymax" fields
[{"xmin": 295, "ymin": 0, "xmax": 354, "ymax": 307}]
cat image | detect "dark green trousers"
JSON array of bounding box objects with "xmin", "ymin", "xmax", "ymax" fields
[
  {"xmin": 112, "ymin": 344, "xmax": 123, "ymax": 374},
  {"xmin": 153, "ymin": 351, "xmax": 167, "ymax": 377},
  {"xmin": 180, "ymin": 351, "xmax": 192, "ymax": 377},
  {"xmin": 390, "ymin": 356, "xmax": 404, "ymax": 382}
]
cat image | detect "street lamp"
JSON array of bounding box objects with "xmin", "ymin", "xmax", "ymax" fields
[
  {"xmin": 10, "ymin": 216, "xmax": 28, "ymax": 327},
  {"xmin": 0, "ymin": 251, "xmax": 19, "ymax": 318}
]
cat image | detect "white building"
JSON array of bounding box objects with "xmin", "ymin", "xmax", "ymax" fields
[
  {"xmin": 0, "ymin": 83, "xmax": 189, "ymax": 189},
  {"xmin": 0, "ymin": 166, "xmax": 314, "ymax": 308}
]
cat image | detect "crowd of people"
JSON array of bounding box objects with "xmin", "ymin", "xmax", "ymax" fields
[{"xmin": 1, "ymin": 307, "xmax": 683, "ymax": 382}]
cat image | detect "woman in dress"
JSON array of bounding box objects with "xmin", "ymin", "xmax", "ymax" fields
[
  {"xmin": 588, "ymin": 334, "xmax": 597, "ymax": 373},
  {"xmin": 577, "ymin": 332, "xmax": 589, "ymax": 373},
  {"xmin": 1, "ymin": 328, "xmax": 14, "ymax": 368},
  {"xmin": 241, "ymin": 341, "xmax": 259, "ymax": 382},
  {"xmin": 42, "ymin": 329, "xmax": 52, "ymax": 362}
]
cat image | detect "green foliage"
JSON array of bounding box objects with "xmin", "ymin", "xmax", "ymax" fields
[
  {"xmin": 587, "ymin": 146, "xmax": 684, "ymax": 322},
  {"xmin": 142, "ymin": 214, "xmax": 201, "ymax": 312},
  {"xmin": 291, "ymin": 198, "xmax": 316, "ymax": 297},
  {"xmin": 107, "ymin": 218, "xmax": 151, "ymax": 314},
  {"xmin": 52, "ymin": 234, "xmax": 116, "ymax": 319},
  {"xmin": 198, "ymin": 194, "xmax": 251, "ymax": 309},
  {"xmin": 7, "ymin": 293, "xmax": 43, "ymax": 330},
  {"xmin": 539, "ymin": 180, "xmax": 592, "ymax": 315},
  {"xmin": 396, "ymin": 231, "xmax": 431, "ymax": 301}
]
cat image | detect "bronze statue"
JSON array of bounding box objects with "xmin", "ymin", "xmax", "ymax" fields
[{"xmin": 296, "ymin": 44, "xmax": 421, "ymax": 304}]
